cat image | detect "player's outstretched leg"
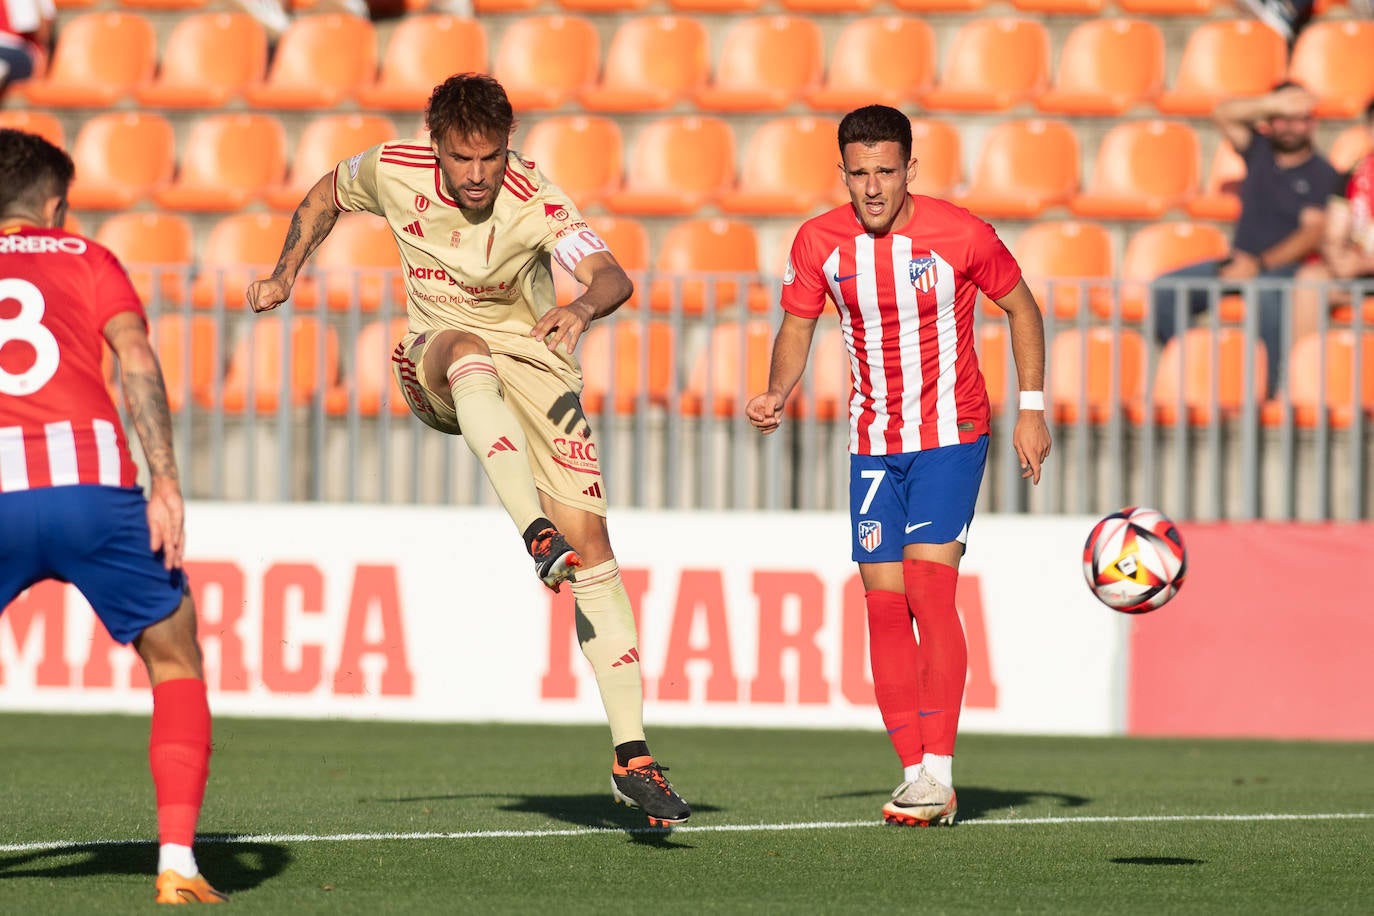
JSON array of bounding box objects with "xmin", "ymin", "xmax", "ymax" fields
[
  {"xmin": 881, "ymin": 770, "xmax": 958, "ymax": 827},
  {"xmin": 611, "ymin": 755, "xmax": 692, "ymax": 827},
  {"xmin": 524, "ymin": 520, "xmax": 581, "ymax": 591}
]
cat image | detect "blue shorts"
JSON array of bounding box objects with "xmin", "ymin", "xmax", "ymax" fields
[
  {"xmin": 0, "ymin": 486, "xmax": 186, "ymax": 644},
  {"xmin": 848, "ymin": 435, "xmax": 989, "ymax": 563}
]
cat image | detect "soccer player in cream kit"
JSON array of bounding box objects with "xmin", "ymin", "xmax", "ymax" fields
[
  {"xmin": 748, "ymin": 105, "xmax": 1052, "ymax": 826},
  {"xmin": 248, "ymin": 73, "xmax": 690, "ymax": 826}
]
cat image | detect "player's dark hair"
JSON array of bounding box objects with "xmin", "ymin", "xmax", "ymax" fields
[
  {"xmin": 0, "ymin": 128, "xmax": 74, "ymax": 218},
  {"xmin": 837, "ymin": 105, "xmax": 912, "ymax": 163},
  {"xmin": 426, "ymin": 73, "xmax": 517, "ymax": 144}
]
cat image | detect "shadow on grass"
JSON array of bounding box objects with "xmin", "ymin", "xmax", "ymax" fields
[
  {"xmin": 1111, "ymin": 856, "xmax": 1206, "ymax": 866},
  {"xmin": 822, "ymin": 785, "xmax": 1091, "ymax": 820},
  {"xmin": 0, "ymin": 840, "xmax": 291, "ymax": 893}
]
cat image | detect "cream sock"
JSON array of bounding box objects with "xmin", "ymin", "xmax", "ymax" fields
[
  {"xmin": 447, "ymin": 356, "xmax": 543, "ymax": 534},
  {"xmin": 570, "ymin": 559, "xmax": 645, "ymax": 746}
]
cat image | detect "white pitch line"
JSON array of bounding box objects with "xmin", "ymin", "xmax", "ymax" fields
[{"xmin": 2, "ymin": 812, "xmax": 1370, "ymax": 854}]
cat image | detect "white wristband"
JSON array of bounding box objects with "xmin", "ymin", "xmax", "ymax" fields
[{"xmin": 1019, "ymin": 390, "xmax": 1045, "ymax": 411}]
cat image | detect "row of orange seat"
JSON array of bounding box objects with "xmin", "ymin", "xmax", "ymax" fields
[
  {"xmin": 7, "ymin": 104, "xmax": 1370, "ymax": 222},
  {"xmin": 125, "ymin": 312, "xmax": 1374, "ymax": 429},
  {"xmin": 14, "ymin": 12, "xmax": 1374, "ymax": 117}
]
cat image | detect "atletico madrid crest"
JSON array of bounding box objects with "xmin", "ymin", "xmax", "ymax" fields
[
  {"xmin": 857, "ymin": 520, "xmax": 882, "ymax": 553},
  {"xmin": 909, "ymin": 256, "xmax": 938, "ymax": 293}
]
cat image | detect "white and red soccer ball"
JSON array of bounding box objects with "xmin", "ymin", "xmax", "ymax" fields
[{"xmin": 1082, "ymin": 507, "xmax": 1187, "ymax": 614}]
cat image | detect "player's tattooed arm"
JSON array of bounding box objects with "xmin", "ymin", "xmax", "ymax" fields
[
  {"xmin": 103, "ymin": 313, "xmax": 179, "ymax": 481},
  {"xmin": 248, "ymin": 173, "xmax": 341, "ymax": 313}
]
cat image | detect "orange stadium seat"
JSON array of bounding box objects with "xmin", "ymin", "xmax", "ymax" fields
[
  {"xmin": 680, "ymin": 320, "xmax": 773, "ymax": 417},
  {"xmin": 909, "ymin": 119, "xmax": 962, "ymax": 198},
  {"xmin": 190, "ymin": 213, "xmax": 292, "ymax": 310},
  {"xmin": 604, "ymin": 116, "xmax": 736, "ymax": 216},
  {"xmin": 494, "ymin": 15, "xmax": 600, "ymax": 111},
  {"xmin": 978, "ymin": 322, "xmax": 1009, "ymax": 412},
  {"xmin": 1186, "ymin": 142, "xmax": 1246, "ymax": 221},
  {"xmin": 559, "ymin": 0, "xmax": 651, "ymax": 10},
  {"xmin": 1011, "ymin": 0, "xmax": 1102, "ymax": 13},
  {"xmin": 1035, "ymin": 19, "xmax": 1164, "ymax": 117},
  {"xmin": 242, "ymin": 14, "xmax": 377, "ymax": 110},
  {"xmin": 148, "ymin": 314, "xmax": 219, "ymax": 414},
  {"xmin": 1328, "ymin": 124, "xmax": 1373, "ymax": 173},
  {"xmin": 475, "ymin": 0, "xmax": 540, "ymax": 9},
  {"xmin": 356, "ymin": 15, "xmax": 486, "ymax": 111},
  {"xmin": 120, "ymin": 0, "xmax": 208, "ymax": 8},
  {"xmin": 717, "ymin": 116, "xmax": 844, "ymax": 216},
  {"xmin": 1265, "ymin": 330, "xmax": 1374, "ymax": 428},
  {"xmin": 0, "ymin": 110, "xmax": 64, "ymax": 147},
  {"xmin": 667, "ymin": 0, "xmax": 762, "ymax": 12},
  {"xmin": 213, "ymin": 316, "xmax": 340, "ymax": 414},
  {"xmin": 154, "ymin": 114, "xmax": 287, "ymax": 212},
  {"xmin": 518, "ymin": 116, "xmax": 623, "ymax": 209},
  {"xmin": 578, "ymin": 16, "xmax": 709, "ymax": 113},
  {"xmin": 920, "ymin": 18, "xmax": 1049, "ymax": 113},
  {"xmin": 1155, "ymin": 20, "xmax": 1286, "ymax": 117},
  {"xmin": 134, "ymin": 12, "xmax": 267, "ymax": 108},
  {"xmin": 294, "ymin": 214, "xmax": 405, "ymax": 313},
  {"xmin": 806, "ymin": 17, "xmax": 935, "ymax": 112},
  {"xmin": 891, "ymin": 0, "xmax": 986, "ymax": 10},
  {"xmin": 693, "ymin": 16, "xmax": 823, "ymax": 113},
  {"xmin": 1115, "ymin": 0, "xmax": 1213, "ymax": 13},
  {"xmin": 1013, "ymin": 221, "xmax": 1113, "ymax": 321},
  {"xmin": 1114, "ymin": 221, "xmax": 1230, "ymax": 322},
  {"xmin": 579, "ymin": 319, "xmax": 675, "ymax": 414},
  {"xmin": 1070, "ymin": 120, "xmax": 1199, "ymax": 220},
  {"xmin": 1147, "ymin": 327, "xmax": 1267, "ymax": 426},
  {"xmin": 792, "ymin": 322, "xmax": 852, "ymax": 421},
  {"xmin": 1049, "ymin": 328, "xmax": 1146, "ymax": 425},
  {"xmin": 1287, "ymin": 21, "xmax": 1374, "ymax": 119},
  {"xmin": 950, "ymin": 119, "xmax": 1080, "ymax": 219},
  {"xmin": 94, "ymin": 212, "xmax": 193, "ymax": 308},
  {"xmin": 21, "ymin": 12, "xmax": 156, "ymax": 107},
  {"xmin": 649, "ymin": 218, "xmax": 771, "ymax": 315},
  {"xmin": 66, "ymin": 112, "xmax": 175, "ymax": 211},
  {"xmin": 325, "ymin": 317, "xmax": 412, "ymax": 417},
  {"xmin": 266, "ymin": 113, "xmax": 397, "ymax": 211},
  {"xmin": 781, "ymin": 0, "xmax": 874, "ymax": 10}
]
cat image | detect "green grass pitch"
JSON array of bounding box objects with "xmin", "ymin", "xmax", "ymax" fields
[{"xmin": 1, "ymin": 713, "xmax": 1370, "ymax": 914}]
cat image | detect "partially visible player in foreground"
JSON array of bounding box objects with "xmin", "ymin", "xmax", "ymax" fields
[
  {"xmin": 246, "ymin": 73, "xmax": 689, "ymax": 826},
  {"xmin": 0, "ymin": 129, "xmax": 225, "ymax": 903},
  {"xmin": 747, "ymin": 105, "xmax": 1052, "ymax": 827}
]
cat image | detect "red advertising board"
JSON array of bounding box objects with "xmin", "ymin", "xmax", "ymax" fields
[{"xmin": 1128, "ymin": 522, "xmax": 1374, "ymax": 740}]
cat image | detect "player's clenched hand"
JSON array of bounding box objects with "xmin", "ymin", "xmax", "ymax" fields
[
  {"xmin": 145, "ymin": 477, "xmax": 186, "ymax": 570},
  {"xmin": 246, "ymin": 275, "xmax": 291, "ymax": 313},
  {"xmin": 1013, "ymin": 412, "xmax": 1052, "ymax": 485},
  {"xmin": 746, "ymin": 391, "xmax": 786, "ymax": 435},
  {"xmin": 532, "ymin": 301, "xmax": 593, "ymax": 354}
]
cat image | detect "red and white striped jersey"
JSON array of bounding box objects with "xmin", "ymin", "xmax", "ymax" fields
[
  {"xmin": 0, "ymin": 227, "xmax": 142, "ymax": 493},
  {"xmin": 781, "ymin": 196, "xmax": 1021, "ymax": 456}
]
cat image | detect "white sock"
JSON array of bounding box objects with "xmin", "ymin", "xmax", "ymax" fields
[
  {"xmin": 922, "ymin": 753, "xmax": 953, "ymax": 788},
  {"xmin": 903, "ymin": 763, "xmax": 925, "ymax": 784},
  {"xmin": 158, "ymin": 843, "xmax": 198, "ymax": 878}
]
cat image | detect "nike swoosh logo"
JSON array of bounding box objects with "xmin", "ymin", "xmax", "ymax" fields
[
  {"xmin": 918, "ymin": 710, "xmax": 943, "ymax": 718},
  {"xmin": 886, "ymin": 725, "xmax": 908, "ymax": 735},
  {"xmin": 905, "ymin": 521, "xmax": 933, "ymax": 533},
  {"xmin": 832, "ymin": 272, "xmax": 860, "ymax": 283}
]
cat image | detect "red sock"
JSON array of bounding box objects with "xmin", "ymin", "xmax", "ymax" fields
[
  {"xmin": 864, "ymin": 589, "xmax": 925, "ymax": 767},
  {"xmin": 149, "ymin": 678, "xmax": 212, "ymax": 848},
  {"xmin": 904, "ymin": 559, "xmax": 966, "ymax": 756}
]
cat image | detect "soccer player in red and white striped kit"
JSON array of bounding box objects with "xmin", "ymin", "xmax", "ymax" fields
[
  {"xmin": 0, "ymin": 129, "xmax": 225, "ymax": 902},
  {"xmin": 748, "ymin": 105, "xmax": 1052, "ymax": 826}
]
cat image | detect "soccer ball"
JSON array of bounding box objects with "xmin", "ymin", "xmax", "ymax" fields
[{"xmin": 1082, "ymin": 507, "xmax": 1187, "ymax": 614}]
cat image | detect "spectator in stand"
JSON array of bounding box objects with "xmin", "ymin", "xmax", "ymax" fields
[
  {"xmin": 0, "ymin": 0, "xmax": 53, "ymax": 97},
  {"xmin": 1292, "ymin": 97, "xmax": 1374, "ymax": 341},
  {"xmin": 230, "ymin": 0, "xmax": 470, "ymax": 45},
  {"xmin": 1151, "ymin": 82, "xmax": 1340, "ymax": 397},
  {"xmin": 1240, "ymin": 0, "xmax": 1371, "ymax": 47}
]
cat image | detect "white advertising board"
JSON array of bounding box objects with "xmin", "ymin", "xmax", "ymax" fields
[{"xmin": 0, "ymin": 505, "xmax": 1124, "ymax": 735}]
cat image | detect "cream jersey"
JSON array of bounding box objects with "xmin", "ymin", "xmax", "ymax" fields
[{"xmin": 332, "ymin": 140, "xmax": 609, "ymax": 376}]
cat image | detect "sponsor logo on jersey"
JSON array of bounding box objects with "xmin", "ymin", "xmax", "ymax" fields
[
  {"xmin": 782, "ymin": 257, "xmax": 795, "ymax": 285},
  {"xmin": 0, "ymin": 235, "xmax": 88, "ymax": 255},
  {"xmin": 347, "ymin": 152, "xmax": 363, "ymax": 179},
  {"xmin": 414, "ymin": 194, "xmax": 430, "ymax": 213},
  {"xmin": 582, "ymin": 481, "xmax": 603, "ymax": 499},
  {"xmin": 909, "ymin": 256, "xmax": 938, "ymax": 293},
  {"xmin": 857, "ymin": 519, "xmax": 882, "ymax": 552},
  {"xmin": 401, "ymin": 220, "xmax": 424, "ymax": 238},
  {"xmin": 550, "ymin": 436, "xmax": 599, "ymax": 475},
  {"xmin": 610, "ymin": 647, "xmax": 639, "ymax": 668},
  {"xmin": 543, "ymin": 202, "xmax": 571, "ymax": 223},
  {"xmin": 449, "ymin": 230, "xmax": 462, "ymax": 247}
]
